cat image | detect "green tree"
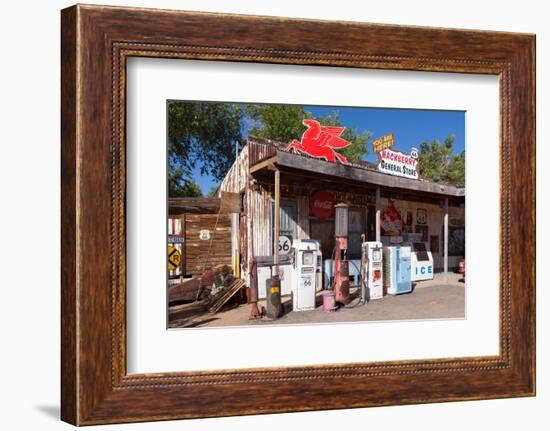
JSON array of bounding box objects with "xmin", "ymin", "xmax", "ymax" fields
[
  {"xmin": 418, "ymin": 134, "xmax": 464, "ymax": 185},
  {"xmin": 169, "ymin": 179, "xmax": 202, "ymax": 198},
  {"xmin": 248, "ymin": 106, "xmax": 371, "ymax": 162},
  {"xmin": 315, "ymin": 111, "xmax": 371, "ymax": 162},
  {"xmin": 247, "ymin": 104, "xmax": 309, "ymax": 143},
  {"xmin": 206, "ymin": 185, "xmax": 219, "ymax": 198},
  {"xmin": 168, "ymin": 101, "xmax": 244, "ymax": 197},
  {"xmin": 445, "ymin": 151, "xmax": 465, "ymax": 186}
]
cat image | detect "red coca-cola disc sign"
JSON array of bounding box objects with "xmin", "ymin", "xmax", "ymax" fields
[{"xmin": 310, "ymin": 190, "xmax": 335, "ymax": 219}]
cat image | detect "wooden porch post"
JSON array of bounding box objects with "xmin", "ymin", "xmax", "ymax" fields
[
  {"xmin": 274, "ymin": 167, "xmax": 280, "ymax": 270},
  {"xmin": 444, "ymin": 197, "xmax": 449, "ymax": 276},
  {"xmin": 375, "ymin": 187, "xmax": 381, "ymax": 242}
]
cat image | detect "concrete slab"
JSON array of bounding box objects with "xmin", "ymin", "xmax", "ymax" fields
[{"xmin": 168, "ymin": 273, "xmax": 465, "ymax": 329}]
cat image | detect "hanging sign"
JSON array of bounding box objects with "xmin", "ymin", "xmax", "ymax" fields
[
  {"xmin": 285, "ymin": 119, "xmax": 352, "ymax": 165},
  {"xmin": 372, "ymin": 133, "xmax": 395, "ymax": 154},
  {"xmin": 377, "ymin": 147, "xmax": 419, "ymax": 180},
  {"xmin": 278, "ymin": 235, "xmax": 292, "ymax": 255},
  {"xmin": 168, "ymin": 235, "xmax": 185, "ymax": 244},
  {"xmin": 381, "ymin": 201, "xmax": 404, "ymax": 236},
  {"xmin": 310, "ymin": 190, "xmax": 335, "ymax": 219}
]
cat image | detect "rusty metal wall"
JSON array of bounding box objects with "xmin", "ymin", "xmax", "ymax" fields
[
  {"xmin": 248, "ymin": 140, "xmax": 277, "ymax": 166},
  {"xmin": 219, "ymin": 145, "xmax": 248, "ymax": 194},
  {"xmin": 247, "ymin": 184, "xmax": 272, "ymax": 259}
]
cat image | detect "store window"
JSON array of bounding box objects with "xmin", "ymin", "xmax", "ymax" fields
[{"xmin": 348, "ymin": 208, "xmax": 364, "ymax": 259}]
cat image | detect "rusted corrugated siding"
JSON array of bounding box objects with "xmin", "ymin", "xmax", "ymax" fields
[
  {"xmin": 248, "ymin": 140, "xmax": 277, "ymax": 166},
  {"xmin": 185, "ymin": 213, "xmax": 232, "ymax": 275},
  {"xmin": 247, "ymin": 185, "xmax": 272, "ymax": 259}
]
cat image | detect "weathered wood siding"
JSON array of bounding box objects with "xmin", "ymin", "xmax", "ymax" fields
[
  {"xmin": 220, "ymin": 145, "xmax": 248, "ymax": 194},
  {"xmin": 297, "ymin": 195, "xmax": 310, "ymax": 240},
  {"xmin": 184, "ymin": 213, "xmax": 232, "ymax": 275}
]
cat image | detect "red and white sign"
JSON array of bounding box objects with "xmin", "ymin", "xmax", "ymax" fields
[
  {"xmin": 310, "ymin": 190, "xmax": 335, "ymax": 219},
  {"xmin": 377, "ymin": 147, "xmax": 419, "ymax": 180}
]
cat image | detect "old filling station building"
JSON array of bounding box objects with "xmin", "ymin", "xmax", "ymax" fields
[{"xmin": 217, "ymin": 136, "xmax": 465, "ymax": 290}]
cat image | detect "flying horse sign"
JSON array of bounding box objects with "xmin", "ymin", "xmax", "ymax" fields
[{"xmin": 285, "ymin": 120, "xmax": 352, "ymax": 165}]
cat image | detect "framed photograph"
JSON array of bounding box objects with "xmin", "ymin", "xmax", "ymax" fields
[
  {"xmin": 416, "ymin": 208, "xmax": 428, "ymax": 225},
  {"xmin": 61, "ymin": 4, "xmax": 535, "ymax": 425}
]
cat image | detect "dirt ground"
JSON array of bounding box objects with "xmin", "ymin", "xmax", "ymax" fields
[{"xmin": 168, "ymin": 273, "xmax": 465, "ymax": 329}]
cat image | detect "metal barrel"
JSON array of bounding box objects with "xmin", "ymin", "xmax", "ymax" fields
[{"xmin": 265, "ymin": 276, "xmax": 282, "ymax": 319}]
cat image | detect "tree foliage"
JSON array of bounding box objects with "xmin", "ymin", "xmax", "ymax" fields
[
  {"xmin": 169, "ymin": 180, "xmax": 202, "ymax": 198},
  {"xmin": 418, "ymin": 135, "xmax": 464, "ymax": 185},
  {"xmin": 167, "ymin": 102, "xmax": 375, "ymax": 197},
  {"xmin": 314, "ymin": 111, "xmax": 371, "ymax": 162},
  {"xmin": 445, "ymin": 151, "xmax": 466, "ymax": 185},
  {"xmin": 206, "ymin": 185, "xmax": 219, "ymax": 198},
  {"xmin": 167, "ymin": 101, "xmax": 244, "ymax": 197},
  {"xmin": 248, "ymin": 105, "xmax": 371, "ymax": 162},
  {"xmin": 247, "ymin": 104, "xmax": 309, "ymax": 143}
]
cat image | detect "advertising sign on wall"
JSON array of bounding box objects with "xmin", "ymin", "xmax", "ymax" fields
[
  {"xmin": 310, "ymin": 190, "xmax": 336, "ymax": 219},
  {"xmin": 377, "ymin": 147, "xmax": 419, "ymax": 180}
]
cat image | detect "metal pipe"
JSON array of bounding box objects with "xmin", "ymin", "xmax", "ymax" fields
[
  {"xmin": 274, "ymin": 167, "xmax": 280, "ymax": 271},
  {"xmin": 444, "ymin": 197, "xmax": 449, "ymax": 275},
  {"xmin": 375, "ymin": 187, "xmax": 381, "ymax": 242}
]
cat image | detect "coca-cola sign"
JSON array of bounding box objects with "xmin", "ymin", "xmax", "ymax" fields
[{"xmin": 310, "ymin": 190, "xmax": 335, "ymax": 219}]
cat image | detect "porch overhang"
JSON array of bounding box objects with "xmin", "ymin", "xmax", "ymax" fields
[{"xmin": 249, "ymin": 149, "xmax": 465, "ymax": 199}]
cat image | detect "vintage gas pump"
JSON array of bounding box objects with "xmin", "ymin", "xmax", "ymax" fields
[
  {"xmin": 361, "ymin": 240, "xmax": 384, "ymax": 302},
  {"xmin": 333, "ymin": 204, "xmax": 350, "ymax": 304},
  {"xmin": 291, "ymin": 240, "xmax": 322, "ymax": 311}
]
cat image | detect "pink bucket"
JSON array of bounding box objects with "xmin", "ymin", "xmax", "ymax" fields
[{"xmin": 322, "ymin": 290, "xmax": 337, "ymax": 312}]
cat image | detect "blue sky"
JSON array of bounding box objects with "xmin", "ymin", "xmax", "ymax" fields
[{"xmin": 191, "ymin": 105, "xmax": 465, "ymax": 194}]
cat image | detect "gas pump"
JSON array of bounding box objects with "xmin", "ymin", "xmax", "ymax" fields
[
  {"xmin": 361, "ymin": 240, "xmax": 384, "ymax": 302},
  {"xmin": 291, "ymin": 240, "xmax": 322, "ymax": 311},
  {"xmin": 333, "ymin": 204, "xmax": 350, "ymax": 304}
]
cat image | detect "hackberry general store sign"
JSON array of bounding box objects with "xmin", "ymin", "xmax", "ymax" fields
[{"xmin": 377, "ymin": 147, "xmax": 419, "ymax": 180}]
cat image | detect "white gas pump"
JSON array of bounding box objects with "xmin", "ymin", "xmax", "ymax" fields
[
  {"xmin": 361, "ymin": 241, "xmax": 384, "ymax": 302},
  {"xmin": 291, "ymin": 240, "xmax": 322, "ymax": 311}
]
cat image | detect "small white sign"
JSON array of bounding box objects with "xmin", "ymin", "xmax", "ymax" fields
[
  {"xmin": 378, "ymin": 148, "xmax": 419, "ymax": 180},
  {"xmin": 199, "ymin": 229, "xmax": 210, "ymax": 240},
  {"xmin": 278, "ymin": 235, "xmax": 292, "ymax": 254}
]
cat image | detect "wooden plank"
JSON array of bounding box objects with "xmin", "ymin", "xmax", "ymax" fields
[
  {"xmin": 168, "ymin": 197, "xmax": 220, "ymax": 215},
  {"xmin": 208, "ymin": 278, "xmax": 246, "ymax": 314},
  {"xmin": 249, "ymin": 155, "xmax": 278, "ymax": 174},
  {"xmin": 219, "ymin": 191, "xmax": 240, "ymax": 213},
  {"xmin": 184, "ymin": 213, "xmax": 233, "ymax": 275}
]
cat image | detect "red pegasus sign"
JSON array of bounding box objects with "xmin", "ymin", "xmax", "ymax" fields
[{"xmin": 285, "ymin": 119, "xmax": 352, "ymax": 165}]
